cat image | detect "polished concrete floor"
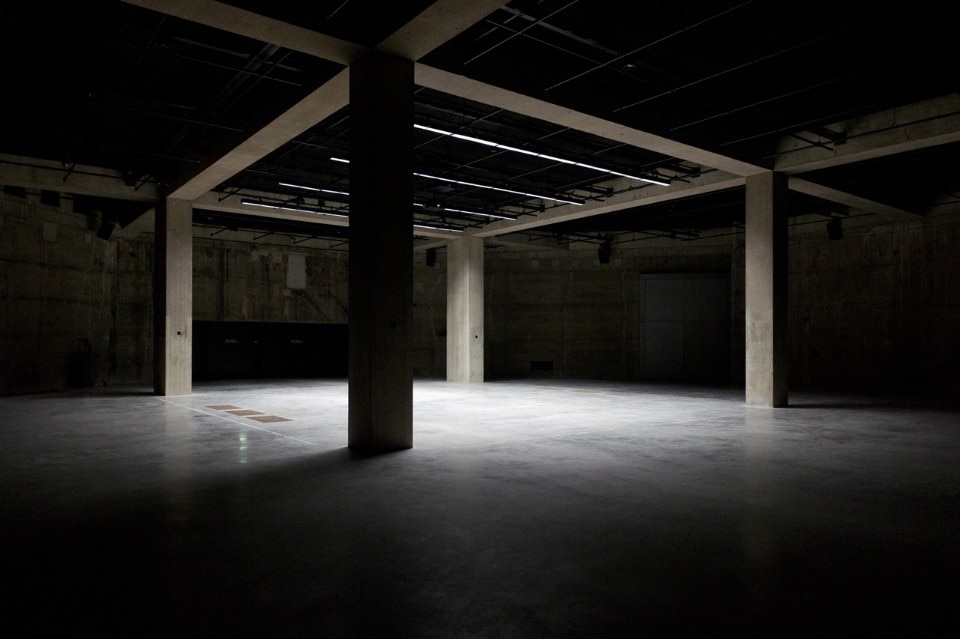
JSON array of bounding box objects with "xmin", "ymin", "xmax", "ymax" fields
[{"xmin": 2, "ymin": 379, "xmax": 958, "ymax": 637}]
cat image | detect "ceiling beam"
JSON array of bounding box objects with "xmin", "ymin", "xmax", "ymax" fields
[
  {"xmin": 121, "ymin": 0, "xmax": 364, "ymax": 64},
  {"xmin": 193, "ymin": 190, "xmax": 349, "ymax": 228},
  {"xmin": 378, "ymin": 0, "xmax": 509, "ymax": 60},
  {"xmin": 124, "ymin": 1, "xmax": 944, "ymax": 229},
  {"xmin": 775, "ymin": 94, "xmax": 960, "ymax": 173},
  {"xmin": 192, "ymin": 190, "xmax": 463, "ymax": 240},
  {"xmin": 129, "ymin": 0, "xmax": 508, "ymax": 203},
  {"xmin": 0, "ymin": 154, "xmax": 158, "ymax": 202},
  {"xmin": 414, "ymin": 65, "xmax": 769, "ymax": 179},
  {"xmin": 787, "ymin": 177, "xmax": 916, "ymax": 219},
  {"xmin": 168, "ymin": 69, "xmax": 350, "ymax": 200},
  {"xmin": 468, "ymin": 171, "xmax": 745, "ymax": 238}
]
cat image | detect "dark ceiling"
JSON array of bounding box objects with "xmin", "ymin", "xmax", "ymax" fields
[{"xmin": 2, "ymin": 0, "xmax": 959, "ymax": 242}]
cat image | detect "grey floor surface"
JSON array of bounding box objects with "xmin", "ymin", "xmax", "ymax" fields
[{"xmin": 2, "ymin": 379, "xmax": 958, "ymax": 637}]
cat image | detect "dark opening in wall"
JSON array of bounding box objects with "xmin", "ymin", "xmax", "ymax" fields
[
  {"xmin": 193, "ymin": 321, "xmax": 348, "ymax": 380},
  {"xmin": 530, "ymin": 360, "xmax": 554, "ymax": 373},
  {"xmin": 40, "ymin": 190, "xmax": 60, "ymax": 207},
  {"xmin": 2, "ymin": 185, "xmax": 26, "ymax": 198}
]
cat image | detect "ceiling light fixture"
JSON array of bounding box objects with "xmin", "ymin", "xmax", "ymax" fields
[
  {"xmin": 440, "ymin": 206, "xmax": 516, "ymax": 220},
  {"xmin": 414, "ymin": 172, "xmax": 583, "ymax": 205},
  {"xmin": 415, "ymin": 123, "xmax": 671, "ymax": 187},
  {"xmin": 414, "ymin": 223, "xmax": 464, "ymax": 233},
  {"xmin": 279, "ymin": 182, "xmax": 349, "ymax": 196}
]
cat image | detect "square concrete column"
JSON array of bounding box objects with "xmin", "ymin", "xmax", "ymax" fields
[
  {"xmin": 446, "ymin": 237, "xmax": 484, "ymax": 383},
  {"xmin": 745, "ymin": 172, "xmax": 788, "ymax": 407},
  {"xmin": 348, "ymin": 52, "xmax": 414, "ymax": 450},
  {"xmin": 154, "ymin": 197, "xmax": 193, "ymax": 396}
]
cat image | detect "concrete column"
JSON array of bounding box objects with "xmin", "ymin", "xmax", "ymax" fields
[
  {"xmin": 447, "ymin": 237, "xmax": 484, "ymax": 383},
  {"xmin": 745, "ymin": 172, "xmax": 788, "ymax": 407},
  {"xmin": 348, "ymin": 52, "xmax": 414, "ymax": 450},
  {"xmin": 154, "ymin": 197, "xmax": 193, "ymax": 396}
]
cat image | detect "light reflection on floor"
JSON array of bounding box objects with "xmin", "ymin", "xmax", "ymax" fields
[{"xmin": 2, "ymin": 380, "xmax": 958, "ymax": 637}]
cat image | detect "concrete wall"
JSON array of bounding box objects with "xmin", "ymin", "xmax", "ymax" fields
[
  {"xmin": 413, "ymin": 252, "xmax": 447, "ymax": 378},
  {"xmin": 786, "ymin": 209, "xmax": 960, "ymax": 394},
  {"xmin": 0, "ymin": 190, "xmax": 152, "ymax": 394},
  {"xmin": 3, "ymin": 188, "xmax": 958, "ymax": 395},
  {"xmin": 484, "ymin": 241, "xmax": 733, "ymax": 380},
  {"xmin": 192, "ymin": 237, "xmax": 348, "ymax": 324}
]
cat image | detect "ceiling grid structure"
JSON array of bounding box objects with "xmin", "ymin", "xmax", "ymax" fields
[{"xmin": 1, "ymin": 0, "xmax": 958, "ymax": 242}]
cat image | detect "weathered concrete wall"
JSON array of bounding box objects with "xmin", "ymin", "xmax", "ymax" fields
[
  {"xmin": 192, "ymin": 238, "xmax": 348, "ymax": 324},
  {"xmin": 413, "ymin": 252, "xmax": 447, "ymax": 378},
  {"xmin": 3, "ymin": 188, "xmax": 958, "ymax": 395},
  {"xmin": 0, "ymin": 191, "xmax": 149, "ymax": 394},
  {"xmin": 484, "ymin": 241, "xmax": 733, "ymax": 380},
  {"xmin": 729, "ymin": 205, "xmax": 960, "ymax": 393},
  {"xmin": 786, "ymin": 208, "xmax": 960, "ymax": 393}
]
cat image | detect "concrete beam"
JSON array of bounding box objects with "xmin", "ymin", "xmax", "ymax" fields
[
  {"xmin": 193, "ymin": 191, "xmax": 463, "ymax": 239},
  {"xmin": 469, "ymin": 171, "xmax": 745, "ymax": 237},
  {"xmin": 414, "ymin": 65, "xmax": 769, "ymax": 178},
  {"xmin": 788, "ymin": 177, "xmax": 917, "ymax": 219},
  {"xmin": 124, "ymin": 0, "xmax": 506, "ymax": 64},
  {"xmin": 775, "ymin": 94, "xmax": 960, "ymax": 173},
  {"xmin": 379, "ymin": 0, "xmax": 508, "ymax": 60},
  {"xmin": 193, "ymin": 190, "xmax": 350, "ymax": 228},
  {"xmin": 126, "ymin": 0, "xmax": 933, "ymax": 232},
  {"xmin": 131, "ymin": 1, "xmax": 507, "ymax": 204},
  {"xmin": 485, "ymin": 236, "xmax": 566, "ymax": 251},
  {"xmin": 169, "ymin": 69, "xmax": 350, "ymax": 201},
  {"xmin": 121, "ymin": 0, "xmax": 364, "ymax": 64},
  {"xmin": 0, "ymin": 154, "xmax": 158, "ymax": 202}
]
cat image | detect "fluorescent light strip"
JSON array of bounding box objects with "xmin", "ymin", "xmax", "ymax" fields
[
  {"xmin": 414, "ymin": 172, "xmax": 582, "ymax": 206},
  {"xmin": 414, "ymin": 223, "xmax": 464, "ymax": 233},
  {"xmin": 279, "ymin": 182, "xmax": 350, "ymax": 196},
  {"xmin": 441, "ymin": 206, "xmax": 515, "ymax": 220},
  {"xmin": 415, "ymin": 123, "xmax": 670, "ymax": 186},
  {"xmin": 331, "ymin": 157, "xmax": 349, "ymax": 163},
  {"xmin": 414, "ymin": 201, "xmax": 515, "ymax": 220}
]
